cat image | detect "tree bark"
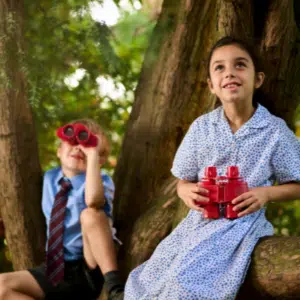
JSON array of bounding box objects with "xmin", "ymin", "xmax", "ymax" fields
[
  {"xmin": 0, "ymin": 0, "xmax": 45, "ymax": 270},
  {"xmin": 237, "ymin": 237, "xmax": 300, "ymax": 299},
  {"xmin": 114, "ymin": 0, "xmax": 300, "ymax": 296}
]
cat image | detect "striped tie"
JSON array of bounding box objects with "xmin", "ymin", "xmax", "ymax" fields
[{"xmin": 46, "ymin": 178, "xmax": 72, "ymax": 285}]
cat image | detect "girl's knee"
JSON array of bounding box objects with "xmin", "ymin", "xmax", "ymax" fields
[{"xmin": 80, "ymin": 207, "xmax": 106, "ymax": 228}]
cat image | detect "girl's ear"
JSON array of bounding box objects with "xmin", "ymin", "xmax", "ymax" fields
[
  {"xmin": 207, "ymin": 78, "xmax": 215, "ymax": 94},
  {"xmin": 255, "ymin": 72, "xmax": 265, "ymax": 89}
]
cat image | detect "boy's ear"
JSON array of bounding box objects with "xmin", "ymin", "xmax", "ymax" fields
[
  {"xmin": 57, "ymin": 143, "xmax": 62, "ymax": 159},
  {"xmin": 99, "ymin": 156, "xmax": 106, "ymax": 166},
  {"xmin": 255, "ymin": 72, "xmax": 265, "ymax": 89},
  {"xmin": 207, "ymin": 78, "xmax": 215, "ymax": 94}
]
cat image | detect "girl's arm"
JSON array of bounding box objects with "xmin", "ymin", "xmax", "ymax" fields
[
  {"xmin": 266, "ymin": 183, "xmax": 300, "ymax": 202},
  {"xmin": 232, "ymin": 182, "xmax": 300, "ymax": 217}
]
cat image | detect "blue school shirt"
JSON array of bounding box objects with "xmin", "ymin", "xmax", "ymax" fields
[
  {"xmin": 124, "ymin": 104, "xmax": 300, "ymax": 300},
  {"xmin": 42, "ymin": 167, "xmax": 115, "ymax": 261}
]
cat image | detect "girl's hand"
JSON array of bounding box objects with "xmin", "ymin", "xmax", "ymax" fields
[
  {"xmin": 177, "ymin": 181, "xmax": 209, "ymax": 212},
  {"xmin": 232, "ymin": 187, "xmax": 270, "ymax": 217}
]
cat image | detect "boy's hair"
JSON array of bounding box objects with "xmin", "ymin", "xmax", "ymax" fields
[{"xmin": 70, "ymin": 119, "xmax": 110, "ymax": 162}]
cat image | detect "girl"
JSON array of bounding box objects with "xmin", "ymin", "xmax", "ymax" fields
[{"xmin": 124, "ymin": 37, "xmax": 300, "ymax": 299}]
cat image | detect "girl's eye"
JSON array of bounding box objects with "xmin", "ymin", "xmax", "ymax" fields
[
  {"xmin": 236, "ymin": 62, "xmax": 246, "ymax": 68},
  {"xmin": 214, "ymin": 65, "xmax": 223, "ymax": 71}
]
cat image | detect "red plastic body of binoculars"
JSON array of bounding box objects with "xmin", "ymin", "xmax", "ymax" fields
[
  {"xmin": 56, "ymin": 123, "xmax": 98, "ymax": 147},
  {"xmin": 195, "ymin": 166, "xmax": 248, "ymax": 219}
]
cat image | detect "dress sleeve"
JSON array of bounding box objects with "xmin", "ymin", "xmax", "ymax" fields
[
  {"xmin": 101, "ymin": 173, "xmax": 115, "ymax": 219},
  {"xmin": 272, "ymin": 122, "xmax": 300, "ymax": 184},
  {"xmin": 171, "ymin": 120, "xmax": 200, "ymax": 181}
]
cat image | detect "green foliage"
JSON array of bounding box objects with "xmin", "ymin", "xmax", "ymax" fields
[
  {"xmin": 295, "ymin": 103, "xmax": 300, "ymax": 121},
  {"xmin": 24, "ymin": 0, "xmax": 154, "ymax": 171},
  {"xmin": 266, "ymin": 200, "xmax": 300, "ymax": 236},
  {"xmin": 0, "ymin": 238, "xmax": 12, "ymax": 272},
  {"xmin": 113, "ymin": 0, "xmax": 142, "ymax": 6}
]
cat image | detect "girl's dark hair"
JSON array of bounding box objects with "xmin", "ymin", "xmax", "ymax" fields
[{"xmin": 207, "ymin": 36, "xmax": 267, "ymax": 107}]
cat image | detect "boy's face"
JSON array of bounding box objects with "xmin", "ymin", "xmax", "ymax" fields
[{"xmin": 57, "ymin": 141, "xmax": 87, "ymax": 177}]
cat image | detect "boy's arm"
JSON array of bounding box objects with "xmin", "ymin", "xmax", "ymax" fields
[{"xmin": 84, "ymin": 150, "xmax": 105, "ymax": 209}]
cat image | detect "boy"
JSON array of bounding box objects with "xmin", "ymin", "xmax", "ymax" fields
[{"xmin": 0, "ymin": 119, "xmax": 124, "ymax": 300}]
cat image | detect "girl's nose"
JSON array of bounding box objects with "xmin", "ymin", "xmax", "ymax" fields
[
  {"xmin": 224, "ymin": 65, "xmax": 236, "ymax": 78},
  {"xmin": 225, "ymin": 72, "xmax": 235, "ymax": 79}
]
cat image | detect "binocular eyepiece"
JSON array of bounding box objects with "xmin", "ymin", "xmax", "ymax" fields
[{"xmin": 56, "ymin": 123, "xmax": 98, "ymax": 147}]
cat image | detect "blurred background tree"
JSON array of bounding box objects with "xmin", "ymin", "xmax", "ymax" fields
[
  {"xmin": 0, "ymin": 0, "xmax": 155, "ymax": 272},
  {"xmin": 26, "ymin": 0, "xmax": 155, "ymax": 171},
  {"xmin": 0, "ymin": 0, "xmax": 300, "ymax": 279}
]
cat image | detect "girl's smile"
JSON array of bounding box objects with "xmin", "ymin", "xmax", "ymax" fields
[{"xmin": 222, "ymin": 81, "xmax": 241, "ymax": 90}]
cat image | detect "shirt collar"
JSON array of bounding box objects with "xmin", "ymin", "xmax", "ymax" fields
[
  {"xmin": 55, "ymin": 167, "xmax": 86, "ymax": 190},
  {"xmin": 211, "ymin": 104, "xmax": 271, "ymax": 129}
]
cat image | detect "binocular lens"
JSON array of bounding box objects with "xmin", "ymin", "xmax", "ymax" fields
[
  {"xmin": 77, "ymin": 130, "xmax": 89, "ymax": 141},
  {"xmin": 64, "ymin": 126, "xmax": 74, "ymax": 137}
]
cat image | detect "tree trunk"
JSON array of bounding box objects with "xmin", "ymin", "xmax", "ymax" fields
[
  {"xmin": 0, "ymin": 0, "xmax": 45, "ymax": 270},
  {"xmin": 114, "ymin": 0, "xmax": 300, "ymax": 296},
  {"xmin": 237, "ymin": 237, "xmax": 300, "ymax": 299}
]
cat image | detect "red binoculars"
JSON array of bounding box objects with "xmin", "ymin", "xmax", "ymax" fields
[
  {"xmin": 56, "ymin": 123, "xmax": 98, "ymax": 147},
  {"xmin": 195, "ymin": 166, "xmax": 248, "ymax": 219}
]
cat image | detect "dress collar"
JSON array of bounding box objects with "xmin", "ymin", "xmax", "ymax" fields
[{"xmin": 211, "ymin": 104, "xmax": 272, "ymax": 129}]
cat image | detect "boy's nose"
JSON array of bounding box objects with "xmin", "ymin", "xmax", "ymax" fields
[{"xmin": 73, "ymin": 144, "xmax": 81, "ymax": 151}]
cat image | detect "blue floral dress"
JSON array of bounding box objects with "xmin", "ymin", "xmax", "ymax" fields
[{"xmin": 124, "ymin": 105, "xmax": 300, "ymax": 300}]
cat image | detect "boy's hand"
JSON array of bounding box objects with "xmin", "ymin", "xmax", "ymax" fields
[
  {"xmin": 77, "ymin": 135, "xmax": 102, "ymax": 160},
  {"xmin": 232, "ymin": 186, "xmax": 270, "ymax": 217},
  {"xmin": 177, "ymin": 181, "xmax": 209, "ymax": 212},
  {"xmin": 77, "ymin": 144, "xmax": 99, "ymax": 157}
]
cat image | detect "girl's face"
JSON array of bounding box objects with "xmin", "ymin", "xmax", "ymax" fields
[{"xmin": 207, "ymin": 44, "xmax": 264, "ymax": 107}]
